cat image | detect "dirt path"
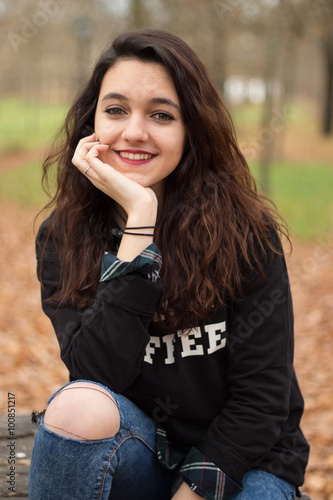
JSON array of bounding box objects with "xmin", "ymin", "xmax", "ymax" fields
[{"xmin": 0, "ymin": 202, "xmax": 332, "ymax": 499}]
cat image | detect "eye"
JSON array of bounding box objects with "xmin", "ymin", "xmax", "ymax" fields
[
  {"xmin": 153, "ymin": 112, "xmax": 174, "ymax": 122},
  {"xmin": 105, "ymin": 107, "xmax": 126, "ymax": 116}
]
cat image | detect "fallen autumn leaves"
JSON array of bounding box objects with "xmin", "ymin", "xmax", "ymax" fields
[{"xmin": 0, "ymin": 202, "xmax": 332, "ymax": 499}]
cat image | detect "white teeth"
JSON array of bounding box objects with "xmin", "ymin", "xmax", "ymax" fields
[{"xmin": 119, "ymin": 152, "xmax": 153, "ymax": 160}]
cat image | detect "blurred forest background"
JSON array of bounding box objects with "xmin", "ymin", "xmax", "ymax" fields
[{"xmin": 0, "ymin": 0, "xmax": 332, "ymax": 498}]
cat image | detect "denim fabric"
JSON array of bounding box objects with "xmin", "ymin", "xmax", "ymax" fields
[
  {"xmin": 28, "ymin": 380, "xmax": 176, "ymax": 500},
  {"xmin": 230, "ymin": 470, "xmax": 296, "ymax": 500},
  {"xmin": 29, "ymin": 380, "xmax": 296, "ymax": 500}
]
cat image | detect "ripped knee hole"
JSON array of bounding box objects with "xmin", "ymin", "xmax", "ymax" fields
[{"xmin": 42, "ymin": 383, "xmax": 120, "ymax": 441}]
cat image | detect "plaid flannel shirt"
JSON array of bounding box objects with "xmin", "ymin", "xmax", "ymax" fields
[
  {"xmin": 101, "ymin": 239, "xmax": 162, "ymax": 283},
  {"xmin": 156, "ymin": 427, "xmax": 242, "ymax": 500}
]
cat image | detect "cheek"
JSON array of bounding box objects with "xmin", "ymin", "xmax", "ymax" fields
[
  {"xmin": 94, "ymin": 118, "xmax": 117, "ymax": 143},
  {"xmin": 172, "ymin": 138, "xmax": 186, "ymax": 162},
  {"xmin": 171, "ymin": 126, "xmax": 186, "ymax": 155},
  {"xmin": 158, "ymin": 129, "xmax": 185, "ymax": 157},
  {"xmin": 98, "ymin": 147, "xmax": 119, "ymax": 168}
]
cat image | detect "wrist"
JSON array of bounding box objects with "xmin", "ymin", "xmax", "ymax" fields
[
  {"xmin": 122, "ymin": 225, "xmax": 156, "ymax": 237},
  {"xmin": 116, "ymin": 206, "xmax": 157, "ymax": 262},
  {"xmin": 126, "ymin": 203, "xmax": 158, "ymax": 229},
  {"xmin": 171, "ymin": 481, "xmax": 202, "ymax": 499}
]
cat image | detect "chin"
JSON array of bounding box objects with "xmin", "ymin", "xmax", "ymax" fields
[{"xmin": 123, "ymin": 172, "xmax": 152, "ymax": 187}]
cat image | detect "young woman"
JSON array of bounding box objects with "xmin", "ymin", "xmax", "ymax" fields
[{"xmin": 29, "ymin": 29, "xmax": 309, "ymax": 500}]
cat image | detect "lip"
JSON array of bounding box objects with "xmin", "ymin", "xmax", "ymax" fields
[
  {"xmin": 115, "ymin": 149, "xmax": 158, "ymax": 166},
  {"xmin": 118, "ymin": 149, "xmax": 155, "ymax": 154}
]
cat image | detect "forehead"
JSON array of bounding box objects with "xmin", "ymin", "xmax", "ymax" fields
[{"xmin": 99, "ymin": 58, "xmax": 179, "ymax": 102}]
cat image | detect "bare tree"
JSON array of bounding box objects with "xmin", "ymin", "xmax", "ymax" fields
[
  {"xmin": 316, "ymin": 1, "xmax": 333, "ymax": 135},
  {"xmin": 259, "ymin": 0, "xmax": 308, "ymax": 192},
  {"xmin": 130, "ymin": 0, "xmax": 146, "ymax": 29},
  {"xmin": 298, "ymin": 0, "xmax": 333, "ymax": 135}
]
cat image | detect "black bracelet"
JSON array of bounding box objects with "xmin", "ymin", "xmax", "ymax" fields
[
  {"xmin": 122, "ymin": 231, "xmax": 154, "ymax": 236},
  {"xmin": 125, "ymin": 226, "xmax": 156, "ymax": 230}
]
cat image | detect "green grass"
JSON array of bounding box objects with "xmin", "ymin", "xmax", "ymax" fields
[
  {"xmin": 1, "ymin": 159, "xmax": 332, "ymax": 240},
  {"xmin": 251, "ymin": 162, "xmax": 333, "ymax": 240},
  {"xmin": 0, "ymin": 161, "xmax": 48, "ymax": 207},
  {"xmin": 0, "ymin": 98, "xmax": 68, "ymax": 152},
  {"xmin": 230, "ymin": 103, "xmax": 262, "ymax": 126},
  {"xmin": 0, "ymin": 97, "xmax": 66, "ymax": 207},
  {"xmin": 0, "ymin": 99, "xmax": 332, "ymax": 240}
]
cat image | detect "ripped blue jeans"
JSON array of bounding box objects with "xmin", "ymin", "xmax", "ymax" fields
[
  {"xmin": 28, "ymin": 380, "xmax": 176, "ymax": 500},
  {"xmin": 29, "ymin": 380, "xmax": 297, "ymax": 500}
]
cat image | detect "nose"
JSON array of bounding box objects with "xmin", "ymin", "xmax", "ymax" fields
[{"xmin": 121, "ymin": 113, "xmax": 149, "ymax": 143}]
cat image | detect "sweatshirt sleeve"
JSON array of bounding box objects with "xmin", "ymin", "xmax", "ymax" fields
[
  {"xmin": 193, "ymin": 244, "xmax": 295, "ymax": 491},
  {"xmin": 36, "ymin": 218, "xmax": 164, "ymax": 393}
]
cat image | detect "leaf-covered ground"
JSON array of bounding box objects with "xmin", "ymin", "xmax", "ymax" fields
[{"xmin": 0, "ymin": 202, "xmax": 332, "ymax": 499}]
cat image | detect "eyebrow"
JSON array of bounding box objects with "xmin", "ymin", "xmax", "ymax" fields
[
  {"xmin": 101, "ymin": 92, "xmax": 180, "ymax": 111},
  {"xmin": 149, "ymin": 97, "xmax": 180, "ymax": 111}
]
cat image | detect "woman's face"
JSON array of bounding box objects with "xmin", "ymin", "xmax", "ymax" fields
[{"xmin": 94, "ymin": 58, "xmax": 187, "ymax": 199}]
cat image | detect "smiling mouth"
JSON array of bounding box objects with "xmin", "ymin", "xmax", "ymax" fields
[{"xmin": 118, "ymin": 151, "xmax": 155, "ymax": 161}]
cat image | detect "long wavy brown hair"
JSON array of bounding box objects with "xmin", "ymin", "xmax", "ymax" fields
[{"xmin": 40, "ymin": 29, "xmax": 287, "ymax": 331}]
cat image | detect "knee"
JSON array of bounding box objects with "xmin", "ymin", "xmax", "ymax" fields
[{"xmin": 43, "ymin": 381, "xmax": 120, "ymax": 441}]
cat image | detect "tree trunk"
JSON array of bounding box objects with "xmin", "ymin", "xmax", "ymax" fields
[
  {"xmin": 259, "ymin": 13, "xmax": 282, "ymax": 195},
  {"xmin": 131, "ymin": 0, "xmax": 145, "ymax": 29},
  {"xmin": 259, "ymin": 0, "xmax": 292, "ymax": 195},
  {"xmin": 322, "ymin": 36, "xmax": 333, "ymax": 135}
]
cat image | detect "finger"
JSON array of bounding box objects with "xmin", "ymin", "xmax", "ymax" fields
[
  {"xmin": 78, "ymin": 144, "xmax": 110, "ymax": 178},
  {"xmin": 85, "ymin": 143, "xmax": 109, "ymax": 160},
  {"xmin": 73, "ymin": 133, "xmax": 96, "ymax": 157},
  {"xmin": 72, "ymin": 139, "xmax": 100, "ymax": 169},
  {"xmin": 78, "ymin": 141, "xmax": 101, "ymax": 158},
  {"xmin": 84, "ymin": 144, "xmax": 110, "ymax": 172},
  {"xmin": 78, "ymin": 132, "xmax": 96, "ymax": 145}
]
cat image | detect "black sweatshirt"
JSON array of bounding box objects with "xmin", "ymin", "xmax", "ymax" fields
[{"xmin": 36, "ymin": 216, "xmax": 309, "ymax": 497}]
